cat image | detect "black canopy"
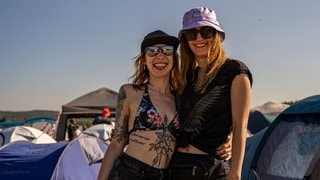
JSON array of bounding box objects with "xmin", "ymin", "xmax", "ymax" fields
[{"xmin": 55, "ymin": 87, "xmax": 118, "ymax": 141}]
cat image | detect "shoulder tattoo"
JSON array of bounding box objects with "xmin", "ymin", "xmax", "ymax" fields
[
  {"xmin": 114, "ymin": 86, "xmax": 129, "ymax": 143},
  {"xmin": 116, "ymin": 86, "xmax": 126, "ymax": 120}
]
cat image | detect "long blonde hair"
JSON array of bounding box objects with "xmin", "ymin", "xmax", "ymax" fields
[{"xmin": 179, "ymin": 32, "xmax": 228, "ymax": 94}]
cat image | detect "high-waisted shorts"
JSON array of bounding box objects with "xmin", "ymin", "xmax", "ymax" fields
[
  {"xmin": 169, "ymin": 151, "xmax": 230, "ymax": 180},
  {"xmin": 108, "ymin": 153, "xmax": 168, "ymax": 180}
]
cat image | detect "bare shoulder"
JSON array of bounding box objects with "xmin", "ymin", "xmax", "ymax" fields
[
  {"xmin": 233, "ymin": 73, "xmax": 251, "ymax": 85},
  {"xmin": 119, "ymin": 84, "xmax": 144, "ymax": 102},
  {"xmin": 119, "ymin": 83, "xmax": 131, "ymax": 92}
]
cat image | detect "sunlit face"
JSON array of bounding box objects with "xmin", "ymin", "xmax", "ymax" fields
[
  {"xmin": 144, "ymin": 44, "xmax": 174, "ymax": 78},
  {"xmin": 185, "ymin": 26, "xmax": 215, "ymax": 60}
]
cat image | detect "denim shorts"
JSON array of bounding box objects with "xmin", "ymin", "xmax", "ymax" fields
[
  {"xmin": 169, "ymin": 152, "xmax": 230, "ymax": 180},
  {"xmin": 109, "ymin": 153, "xmax": 168, "ymax": 180}
]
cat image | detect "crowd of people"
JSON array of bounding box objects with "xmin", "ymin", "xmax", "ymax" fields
[{"xmin": 98, "ymin": 6, "xmax": 252, "ymax": 180}]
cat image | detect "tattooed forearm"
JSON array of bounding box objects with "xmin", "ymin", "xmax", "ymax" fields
[
  {"xmin": 114, "ymin": 114, "xmax": 129, "ymax": 144},
  {"xmin": 113, "ymin": 86, "xmax": 129, "ymax": 144}
]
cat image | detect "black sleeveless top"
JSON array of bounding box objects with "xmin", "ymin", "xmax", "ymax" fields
[{"xmin": 177, "ymin": 59, "xmax": 253, "ymax": 156}]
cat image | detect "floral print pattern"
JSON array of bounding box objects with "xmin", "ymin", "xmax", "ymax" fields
[{"xmin": 133, "ymin": 89, "xmax": 179, "ymax": 132}]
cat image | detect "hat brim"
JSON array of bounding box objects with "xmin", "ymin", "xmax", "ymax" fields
[{"xmin": 141, "ymin": 36, "xmax": 179, "ymax": 51}]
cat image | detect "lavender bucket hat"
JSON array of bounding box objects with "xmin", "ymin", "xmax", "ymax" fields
[{"xmin": 179, "ymin": 7, "xmax": 225, "ymax": 40}]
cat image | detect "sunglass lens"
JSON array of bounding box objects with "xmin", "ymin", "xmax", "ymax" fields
[
  {"xmin": 183, "ymin": 27, "xmax": 216, "ymax": 41},
  {"xmin": 162, "ymin": 46, "xmax": 174, "ymax": 56},
  {"xmin": 200, "ymin": 27, "xmax": 215, "ymax": 39},
  {"xmin": 145, "ymin": 47, "xmax": 159, "ymax": 57},
  {"xmin": 183, "ymin": 29, "xmax": 197, "ymax": 41},
  {"xmin": 145, "ymin": 46, "xmax": 174, "ymax": 57}
]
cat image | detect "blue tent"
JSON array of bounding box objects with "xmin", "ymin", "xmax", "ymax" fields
[
  {"xmin": 51, "ymin": 136, "xmax": 108, "ymax": 180},
  {"xmin": 247, "ymin": 110, "xmax": 270, "ymax": 134},
  {"xmin": 0, "ymin": 141, "xmax": 68, "ymax": 180},
  {"xmin": 24, "ymin": 117, "xmax": 56, "ymax": 136},
  {"xmin": 0, "ymin": 136, "xmax": 108, "ymax": 180},
  {"xmin": 304, "ymin": 146, "xmax": 320, "ymax": 179},
  {"xmin": 24, "ymin": 117, "xmax": 56, "ymax": 125},
  {"xmin": 0, "ymin": 121, "xmax": 24, "ymax": 128},
  {"xmin": 242, "ymin": 127, "xmax": 268, "ymax": 180},
  {"xmin": 245, "ymin": 94, "xmax": 320, "ymax": 180}
]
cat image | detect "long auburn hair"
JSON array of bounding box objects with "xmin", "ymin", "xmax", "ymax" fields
[
  {"xmin": 179, "ymin": 32, "xmax": 228, "ymax": 94},
  {"xmin": 129, "ymin": 50, "xmax": 182, "ymax": 95}
]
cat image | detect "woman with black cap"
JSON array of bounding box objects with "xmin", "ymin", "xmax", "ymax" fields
[{"xmin": 98, "ymin": 30, "xmax": 181, "ymax": 180}]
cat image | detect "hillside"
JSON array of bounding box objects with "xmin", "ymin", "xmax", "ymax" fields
[{"xmin": 0, "ymin": 110, "xmax": 59, "ymax": 122}]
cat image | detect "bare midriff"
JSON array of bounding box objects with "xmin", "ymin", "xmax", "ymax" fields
[
  {"xmin": 124, "ymin": 130, "xmax": 176, "ymax": 169},
  {"xmin": 176, "ymin": 144, "xmax": 208, "ymax": 154}
]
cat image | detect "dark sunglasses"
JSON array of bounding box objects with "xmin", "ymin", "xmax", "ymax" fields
[
  {"xmin": 183, "ymin": 26, "xmax": 216, "ymax": 41},
  {"xmin": 145, "ymin": 45, "xmax": 174, "ymax": 57}
]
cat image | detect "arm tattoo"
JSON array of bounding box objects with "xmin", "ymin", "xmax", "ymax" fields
[
  {"xmin": 116, "ymin": 86, "xmax": 126, "ymax": 120},
  {"xmin": 114, "ymin": 86, "xmax": 129, "ymax": 144},
  {"xmin": 114, "ymin": 114, "xmax": 129, "ymax": 143}
]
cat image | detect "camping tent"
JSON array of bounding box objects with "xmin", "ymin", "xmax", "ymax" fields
[
  {"xmin": 0, "ymin": 126, "xmax": 57, "ymax": 147},
  {"xmin": 242, "ymin": 127, "xmax": 268, "ymax": 180},
  {"xmin": 0, "ymin": 121, "xmax": 24, "ymax": 129},
  {"xmin": 81, "ymin": 123, "xmax": 114, "ymax": 143},
  {"xmin": 24, "ymin": 117, "xmax": 56, "ymax": 137},
  {"xmin": 55, "ymin": 87, "xmax": 118, "ymax": 141},
  {"xmin": 0, "ymin": 141, "xmax": 68, "ymax": 179},
  {"xmin": 252, "ymin": 101, "xmax": 289, "ymax": 122},
  {"xmin": 0, "ymin": 136, "xmax": 108, "ymax": 180},
  {"xmin": 252, "ymin": 101, "xmax": 289, "ymax": 115},
  {"xmin": 304, "ymin": 146, "xmax": 320, "ymax": 180},
  {"xmin": 246, "ymin": 94, "xmax": 320, "ymax": 180},
  {"xmin": 248, "ymin": 110, "xmax": 270, "ymax": 134},
  {"xmin": 50, "ymin": 136, "xmax": 108, "ymax": 180}
]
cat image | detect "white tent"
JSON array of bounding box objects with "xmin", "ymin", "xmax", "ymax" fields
[
  {"xmin": 24, "ymin": 117, "xmax": 56, "ymax": 137},
  {"xmin": 252, "ymin": 101, "xmax": 289, "ymax": 115},
  {"xmin": 0, "ymin": 126, "xmax": 56, "ymax": 146},
  {"xmin": 81, "ymin": 123, "xmax": 113, "ymax": 143},
  {"xmin": 252, "ymin": 101, "xmax": 290, "ymax": 122}
]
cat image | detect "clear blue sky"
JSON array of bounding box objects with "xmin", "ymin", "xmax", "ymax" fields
[{"xmin": 1, "ymin": 0, "xmax": 320, "ymax": 111}]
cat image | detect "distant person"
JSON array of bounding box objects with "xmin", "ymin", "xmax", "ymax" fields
[
  {"xmin": 93, "ymin": 108, "xmax": 112, "ymax": 125},
  {"xmin": 48, "ymin": 123, "xmax": 56, "ymax": 138},
  {"xmin": 102, "ymin": 108, "xmax": 111, "ymax": 117},
  {"xmin": 93, "ymin": 116, "xmax": 112, "ymax": 125},
  {"xmin": 67, "ymin": 118, "xmax": 80, "ymax": 141}
]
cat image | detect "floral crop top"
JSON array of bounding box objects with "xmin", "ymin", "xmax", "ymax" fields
[{"xmin": 129, "ymin": 86, "xmax": 180, "ymax": 134}]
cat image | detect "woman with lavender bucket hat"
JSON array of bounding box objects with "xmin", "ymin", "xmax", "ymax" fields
[{"xmin": 170, "ymin": 7, "xmax": 252, "ymax": 180}]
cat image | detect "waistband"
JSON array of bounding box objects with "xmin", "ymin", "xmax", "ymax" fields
[
  {"xmin": 173, "ymin": 151, "xmax": 216, "ymax": 160},
  {"xmin": 120, "ymin": 153, "xmax": 167, "ymax": 177}
]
